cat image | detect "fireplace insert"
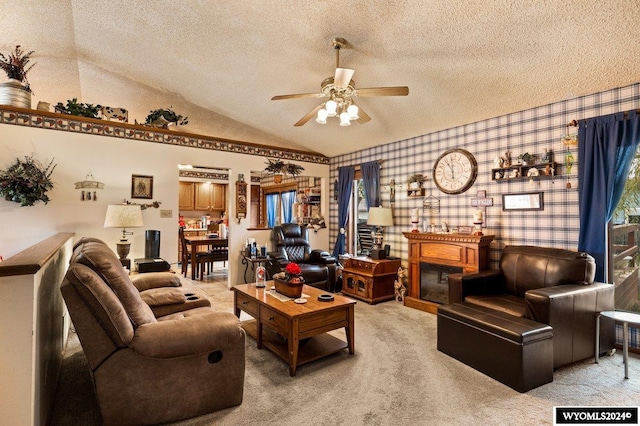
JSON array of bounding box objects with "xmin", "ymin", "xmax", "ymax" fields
[{"xmin": 419, "ymin": 262, "xmax": 462, "ymax": 305}]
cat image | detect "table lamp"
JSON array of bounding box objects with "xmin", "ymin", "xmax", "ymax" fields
[
  {"xmin": 104, "ymin": 204, "xmax": 143, "ymax": 267},
  {"xmin": 367, "ymin": 207, "xmax": 393, "ymax": 259}
]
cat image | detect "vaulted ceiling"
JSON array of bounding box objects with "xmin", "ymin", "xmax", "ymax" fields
[{"xmin": 2, "ymin": 1, "xmax": 640, "ymax": 157}]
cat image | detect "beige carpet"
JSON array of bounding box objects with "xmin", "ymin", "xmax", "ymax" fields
[{"xmin": 50, "ymin": 272, "xmax": 640, "ymax": 426}]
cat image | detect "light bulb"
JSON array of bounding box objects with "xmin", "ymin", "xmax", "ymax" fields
[
  {"xmin": 316, "ymin": 108, "xmax": 328, "ymax": 124},
  {"xmin": 326, "ymin": 100, "xmax": 337, "ymax": 117},
  {"xmin": 340, "ymin": 112, "xmax": 351, "ymax": 126}
]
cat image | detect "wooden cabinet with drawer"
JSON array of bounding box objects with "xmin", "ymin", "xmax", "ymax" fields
[{"xmin": 341, "ymin": 257, "xmax": 401, "ymax": 304}]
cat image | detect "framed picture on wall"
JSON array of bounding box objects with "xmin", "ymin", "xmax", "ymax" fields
[
  {"xmin": 131, "ymin": 174, "xmax": 153, "ymax": 199},
  {"xmin": 502, "ymin": 191, "xmax": 543, "ymax": 211}
]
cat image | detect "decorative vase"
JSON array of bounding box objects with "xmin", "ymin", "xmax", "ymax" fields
[
  {"xmin": 0, "ymin": 79, "xmax": 32, "ymax": 108},
  {"xmin": 274, "ymin": 277, "xmax": 304, "ymax": 298}
]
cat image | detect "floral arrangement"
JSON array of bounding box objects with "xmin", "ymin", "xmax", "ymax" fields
[
  {"xmin": 407, "ymin": 173, "xmax": 426, "ymax": 185},
  {"xmin": 145, "ymin": 107, "xmax": 189, "ymax": 128},
  {"xmin": 55, "ymin": 98, "xmax": 102, "ymax": 118},
  {"xmin": 264, "ymin": 159, "xmax": 305, "ymax": 176},
  {"xmin": 0, "ymin": 45, "xmax": 35, "ymax": 91},
  {"xmin": 285, "ymin": 262, "xmax": 302, "ymax": 277},
  {"xmin": 0, "ymin": 155, "xmax": 56, "ymax": 206}
]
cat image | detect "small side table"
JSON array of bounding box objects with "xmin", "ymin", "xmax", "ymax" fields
[
  {"xmin": 596, "ymin": 310, "xmax": 640, "ymax": 379},
  {"xmin": 241, "ymin": 254, "xmax": 268, "ymax": 283}
]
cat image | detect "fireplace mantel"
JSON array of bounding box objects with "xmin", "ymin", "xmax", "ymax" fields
[{"xmin": 402, "ymin": 232, "xmax": 494, "ymax": 314}]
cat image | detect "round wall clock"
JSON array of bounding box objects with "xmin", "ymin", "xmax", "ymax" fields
[{"xmin": 432, "ymin": 148, "xmax": 478, "ymax": 194}]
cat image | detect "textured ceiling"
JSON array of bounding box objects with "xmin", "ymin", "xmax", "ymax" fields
[{"xmin": 2, "ymin": 1, "xmax": 640, "ymax": 157}]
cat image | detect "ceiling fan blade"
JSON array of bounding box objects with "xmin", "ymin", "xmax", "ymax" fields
[
  {"xmin": 356, "ymin": 86, "xmax": 409, "ymax": 97},
  {"xmin": 294, "ymin": 104, "xmax": 324, "ymax": 127},
  {"xmin": 334, "ymin": 67, "xmax": 355, "ymax": 88},
  {"xmin": 272, "ymin": 92, "xmax": 325, "ymax": 100},
  {"xmin": 356, "ymin": 104, "xmax": 371, "ymax": 124}
]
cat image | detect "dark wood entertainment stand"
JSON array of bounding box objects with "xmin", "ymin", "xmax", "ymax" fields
[{"xmin": 402, "ymin": 232, "xmax": 494, "ymax": 314}]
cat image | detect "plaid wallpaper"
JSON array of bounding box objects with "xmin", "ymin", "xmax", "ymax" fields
[{"xmin": 329, "ymin": 82, "xmax": 640, "ymax": 267}]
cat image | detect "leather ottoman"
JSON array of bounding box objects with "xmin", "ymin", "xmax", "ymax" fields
[{"xmin": 437, "ymin": 302, "xmax": 553, "ymax": 392}]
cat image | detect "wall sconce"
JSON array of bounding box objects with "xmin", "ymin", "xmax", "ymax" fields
[
  {"xmin": 236, "ymin": 177, "xmax": 248, "ymax": 223},
  {"xmin": 75, "ymin": 172, "xmax": 104, "ymax": 201}
]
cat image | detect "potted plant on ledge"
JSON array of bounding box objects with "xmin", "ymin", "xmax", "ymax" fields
[
  {"xmin": 0, "ymin": 45, "xmax": 36, "ymax": 108},
  {"xmin": 407, "ymin": 174, "xmax": 426, "ymax": 189},
  {"xmin": 145, "ymin": 107, "xmax": 189, "ymax": 129}
]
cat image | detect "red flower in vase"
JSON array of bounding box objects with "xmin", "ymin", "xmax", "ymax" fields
[{"xmin": 285, "ymin": 262, "xmax": 302, "ymax": 276}]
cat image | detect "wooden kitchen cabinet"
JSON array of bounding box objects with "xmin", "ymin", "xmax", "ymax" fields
[
  {"xmin": 194, "ymin": 183, "xmax": 227, "ymax": 211},
  {"xmin": 179, "ymin": 182, "xmax": 195, "ymax": 210}
]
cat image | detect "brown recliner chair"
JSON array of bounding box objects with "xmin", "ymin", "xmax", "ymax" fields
[
  {"xmin": 438, "ymin": 245, "xmax": 615, "ymax": 392},
  {"xmin": 72, "ymin": 237, "xmax": 211, "ymax": 317},
  {"xmin": 62, "ymin": 238, "xmax": 245, "ymax": 425},
  {"xmin": 266, "ymin": 223, "xmax": 338, "ymax": 292}
]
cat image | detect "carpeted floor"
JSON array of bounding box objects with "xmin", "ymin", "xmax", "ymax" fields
[{"xmin": 50, "ymin": 268, "xmax": 640, "ymax": 426}]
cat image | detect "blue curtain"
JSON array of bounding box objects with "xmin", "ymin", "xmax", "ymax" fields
[
  {"xmin": 361, "ymin": 161, "xmax": 381, "ymax": 208},
  {"xmin": 266, "ymin": 193, "xmax": 278, "ymax": 228},
  {"xmin": 281, "ymin": 190, "xmax": 296, "ymax": 223},
  {"xmin": 578, "ymin": 110, "xmax": 640, "ymax": 282},
  {"xmin": 332, "ymin": 166, "xmax": 355, "ymax": 257}
]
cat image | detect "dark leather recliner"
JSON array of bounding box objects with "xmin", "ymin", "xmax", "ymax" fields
[{"xmin": 266, "ymin": 223, "xmax": 337, "ymax": 292}]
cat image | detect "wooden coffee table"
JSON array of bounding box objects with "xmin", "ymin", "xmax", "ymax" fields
[{"xmin": 233, "ymin": 282, "xmax": 356, "ymax": 376}]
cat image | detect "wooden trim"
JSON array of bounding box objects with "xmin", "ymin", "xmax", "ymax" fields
[
  {"xmin": 0, "ymin": 105, "xmax": 328, "ymax": 164},
  {"xmin": 0, "ymin": 233, "xmax": 75, "ymax": 277}
]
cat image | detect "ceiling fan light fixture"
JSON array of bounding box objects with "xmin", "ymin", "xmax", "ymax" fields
[
  {"xmin": 339, "ymin": 112, "xmax": 351, "ymax": 126},
  {"xmin": 326, "ymin": 100, "xmax": 337, "ymax": 117},
  {"xmin": 316, "ymin": 108, "xmax": 328, "ymax": 124},
  {"xmin": 347, "ymin": 104, "xmax": 359, "ymax": 120}
]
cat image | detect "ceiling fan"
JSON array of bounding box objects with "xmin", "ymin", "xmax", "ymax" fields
[{"xmin": 271, "ymin": 37, "xmax": 409, "ymax": 127}]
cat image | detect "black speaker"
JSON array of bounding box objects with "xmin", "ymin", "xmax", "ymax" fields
[
  {"xmin": 370, "ymin": 248, "xmax": 386, "ymax": 260},
  {"xmin": 145, "ymin": 230, "xmax": 161, "ymax": 258},
  {"xmin": 384, "ymin": 244, "xmax": 391, "ymax": 257}
]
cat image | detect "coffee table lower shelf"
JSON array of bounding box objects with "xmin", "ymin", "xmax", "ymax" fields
[{"xmin": 242, "ymin": 319, "xmax": 349, "ymax": 374}]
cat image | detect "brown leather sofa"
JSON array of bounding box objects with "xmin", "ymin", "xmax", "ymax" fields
[
  {"xmin": 438, "ymin": 245, "xmax": 615, "ymax": 392},
  {"xmin": 62, "ymin": 238, "xmax": 245, "ymax": 425},
  {"xmin": 266, "ymin": 223, "xmax": 338, "ymax": 291}
]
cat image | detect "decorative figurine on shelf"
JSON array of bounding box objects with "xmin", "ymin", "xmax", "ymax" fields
[
  {"xmin": 473, "ymin": 210, "xmax": 484, "ymax": 236},
  {"xmin": 441, "ymin": 221, "xmax": 449, "ymax": 233},
  {"xmin": 494, "ymin": 156, "xmax": 504, "ymax": 168},
  {"xmin": 501, "ymin": 150, "xmax": 512, "ymax": 167},
  {"xmin": 410, "ymin": 208, "xmax": 420, "ymax": 232},
  {"xmin": 394, "ymin": 267, "xmax": 407, "ymax": 302}
]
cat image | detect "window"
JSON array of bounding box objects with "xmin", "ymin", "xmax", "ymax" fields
[
  {"xmin": 263, "ymin": 184, "xmax": 297, "ymax": 228},
  {"xmin": 347, "ymin": 175, "xmax": 371, "ymax": 255},
  {"xmin": 610, "ymin": 149, "xmax": 640, "ymax": 311}
]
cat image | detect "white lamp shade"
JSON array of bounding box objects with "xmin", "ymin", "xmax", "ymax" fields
[
  {"xmin": 367, "ymin": 207, "xmax": 393, "ymax": 227},
  {"xmin": 347, "ymin": 104, "xmax": 359, "ymax": 120},
  {"xmin": 325, "ymin": 100, "xmax": 337, "ymax": 117},
  {"xmin": 339, "ymin": 112, "xmax": 351, "ymax": 126},
  {"xmin": 104, "ymin": 204, "xmax": 144, "ymax": 228},
  {"xmin": 316, "ymin": 108, "xmax": 328, "ymax": 124}
]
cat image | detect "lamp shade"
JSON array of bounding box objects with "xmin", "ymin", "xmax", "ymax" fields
[
  {"xmin": 367, "ymin": 207, "xmax": 393, "ymax": 227},
  {"xmin": 104, "ymin": 204, "xmax": 143, "ymax": 229}
]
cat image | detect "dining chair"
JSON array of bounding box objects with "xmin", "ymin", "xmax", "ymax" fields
[{"xmin": 179, "ymin": 227, "xmax": 219, "ymax": 279}]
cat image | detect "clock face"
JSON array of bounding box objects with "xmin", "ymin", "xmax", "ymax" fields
[{"xmin": 432, "ymin": 148, "xmax": 478, "ymax": 194}]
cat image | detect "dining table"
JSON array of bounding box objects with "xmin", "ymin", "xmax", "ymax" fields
[{"xmin": 183, "ymin": 235, "xmax": 229, "ymax": 280}]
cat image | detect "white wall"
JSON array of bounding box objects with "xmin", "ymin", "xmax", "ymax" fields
[{"xmin": 0, "ymin": 123, "xmax": 330, "ymax": 285}]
